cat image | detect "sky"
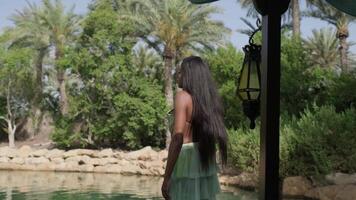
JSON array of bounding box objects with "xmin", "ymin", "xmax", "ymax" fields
[{"xmin": 0, "ymin": 0, "xmax": 355, "ymax": 53}]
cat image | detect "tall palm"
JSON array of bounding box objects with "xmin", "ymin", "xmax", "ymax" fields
[
  {"xmin": 306, "ymin": 0, "xmax": 355, "ymax": 72},
  {"xmin": 9, "ymin": 2, "xmax": 50, "ymax": 99},
  {"xmin": 37, "ymin": 0, "xmax": 81, "ymax": 115},
  {"xmin": 237, "ymin": 0, "xmax": 300, "ymax": 37},
  {"xmin": 303, "ymin": 27, "xmax": 339, "ymax": 68},
  {"xmin": 120, "ymin": 0, "xmax": 230, "ymax": 148},
  {"xmin": 7, "ymin": 1, "xmax": 51, "ymax": 138}
]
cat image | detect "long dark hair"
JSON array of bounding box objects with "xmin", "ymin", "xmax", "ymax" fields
[{"xmin": 178, "ymin": 56, "xmax": 228, "ymax": 171}]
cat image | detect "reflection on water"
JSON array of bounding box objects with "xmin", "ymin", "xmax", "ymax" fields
[{"xmin": 0, "ymin": 170, "xmax": 257, "ymax": 200}]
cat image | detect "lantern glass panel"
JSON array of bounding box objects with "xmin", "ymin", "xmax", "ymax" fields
[
  {"xmin": 248, "ymin": 61, "xmax": 260, "ymax": 100},
  {"xmin": 238, "ymin": 61, "xmax": 249, "ymax": 100}
]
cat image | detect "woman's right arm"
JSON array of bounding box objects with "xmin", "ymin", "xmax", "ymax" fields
[{"xmin": 162, "ymin": 91, "xmax": 187, "ymax": 199}]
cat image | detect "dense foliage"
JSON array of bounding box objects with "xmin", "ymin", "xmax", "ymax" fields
[{"xmin": 50, "ymin": 0, "xmax": 168, "ymax": 150}]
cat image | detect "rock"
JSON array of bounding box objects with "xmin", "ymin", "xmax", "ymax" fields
[
  {"xmin": 0, "ymin": 157, "xmax": 9, "ymax": 163},
  {"xmin": 25, "ymin": 157, "xmax": 50, "ymax": 165},
  {"xmin": 102, "ymin": 157, "xmax": 119, "ymax": 165},
  {"xmin": 45, "ymin": 149, "xmax": 64, "ymax": 158},
  {"xmin": 63, "ymin": 149, "xmax": 96, "ymax": 158},
  {"xmin": 17, "ymin": 145, "xmax": 32, "ymax": 157},
  {"xmin": 62, "ymin": 150, "xmax": 78, "ymax": 158},
  {"xmin": 77, "ymin": 164, "xmax": 94, "ymax": 172},
  {"xmin": 118, "ymin": 159, "xmax": 131, "ymax": 167},
  {"xmin": 50, "ymin": 157, "xmax": 64, "ymax": 164},
  {"xmin": 96, "ymin": 149, "xmax": 114, "ymax": 158},
  {"xmin": 334, "ymin": 185, "xmax": 356, "ymax": 200},
  {"xmin": 10, "ymin": 157, "xmax": 25, "ymax": 165},
  {"xmin": 78, "ymin": 149, "xmax": 96, "ymax": 157},
  {"xmin": 93, "ymin": 165, "xmax": 107, "ymax": 173},
  {"xmin": 148, "ymin": 167, "xmax": 165, "ymax": 176},
  {"xmin": 158, "ymin": 150, "xmax": 168, "ymax": 161},
  {"xmin": 19, "ymin": 145, "xmax": 32, "ymax": 152},
  {"xmin": 87, "ymin": 158, "xmax": 101, "ymax": 166},
  {"xmin": 220, "ymin": 165, "xmax": 240, "ymax": 175},
  {"xmin": 125, "ymin": 146, "xmax": 158, "ymax": 161},
  {"xmin": 0, "ymin": 163, "xmax": 23, "ymax": 170},
  {"xmin": 93, "ymin": 164, "xmax": 121, "ymax": 173},
  {"xmin": 282, "ymin": 176, "xmax": 313, "ymax": 198},
  {"xmin": 218, "ymin": 172, "xmax": 258, "ymax": 190},
  {"xmin": 0, "ymin": 146, "xmax": 17, "ymax": 158},
  {"xmin": 64, "ymin": 161, "xmax": 80, "ymax": 171},
  {"xmin": 305, "ymin": 184, "xmax": 356, "ymax": 200},
  {"xmin": 140, "ymin": 168, "xmax": 154, "ymax": 176},
  {"xmin": 219, "ymin": 175, "xmax": 240, "ymax": 185},
  {"xmin": 146, "ymin": 160, "xmax": 164, "ymax": 169},
  {"xmin": 105, "ymin": 164, "xmax": 122, "ymax": 173},
  {"xmin": 54, "ymin": 163, "xmax": 68, "ymax": 172},
  {"xmin": 121, "ymin": 164, "xmax": 142, "ymax": 175},
  {"xmin": 325, "ymin": 173, "xmax": 356, "ymax": 185},
  {"xmin": 65, "ymin": 155, "xmax": 91, "ymax": 165},
  {"xmin": 235, "ymin": 172, "xmax": 258, "ymax": 190},
  {"xmin": 30, "ymin": 149, "xmax": 48, "ymax": 157},
  {"xmin": 86, "ymin": 157, "xmax": 118, "ymax": 166},
  {"xmin": 18, "ymin": 164, "xmax": 35, "ymax": 170},
  {"xmin": 113, "ymin": 151, "xmax": 123, "ymax": 159},
  {"xmin": 36, "ymin": 163, "xmax": 56, "ymax": 171},
  {"xmin": 138, "ymin": 161, "xmax": 148, "ymax": 169}
]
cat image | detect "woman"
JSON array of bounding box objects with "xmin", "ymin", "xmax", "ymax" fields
[{"xmin": 161, "ymin": 56, "xmax": 228, "ymax": 200}]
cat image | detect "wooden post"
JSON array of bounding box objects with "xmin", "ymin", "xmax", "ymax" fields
[{"xmin": 259, "ymin": 13, "xmax": 282, "ymax": 200}]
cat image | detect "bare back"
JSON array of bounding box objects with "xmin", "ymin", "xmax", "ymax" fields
[{"xmin": 173, "ymin": 89, "xmax": 193, "ymax": 144}]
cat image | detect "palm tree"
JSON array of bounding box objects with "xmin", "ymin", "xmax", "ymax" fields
[
  {"xmin": 303, "ymin": 27, "xmax": 339, "ymax": 68},
  {"xmin": 7, "ymin": 1, "xmax": 51, "ymax": 139},
  {"xmin": 291, "ymin": 0, "xmax": 301, "ymax": 37},
  {"xmin": 306, "ymin": 0, "xmax": 355, "ymax": 72},
  {"xmin": 37, "ymin": 0, "xmax": 81, "ymax": 115},
  {"xmin": 119, "ymin": 0, "xmax": 230, "ymax": 148}
]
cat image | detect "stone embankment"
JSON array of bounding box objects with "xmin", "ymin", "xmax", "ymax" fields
[
  {"xmin": 0, "ymin": 145, "xmax": 167, "ymax": 176},
  {"xmin": 1, "ymin": 145, "xmax": 355, "ymax": 199}
]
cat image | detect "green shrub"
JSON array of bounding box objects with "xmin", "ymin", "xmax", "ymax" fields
[
  {"xmin": 328, "ymin": 71, "xmax": 356, "ymax": 111},
  {"xmin": 227, "ymin": 127, "xmax": 260, "ymax": 174},
  {"xmin": 281, "ymin": 105, "xmax": 356, "ymax": 177},
  {"xmin": 228, "ymin": 105, "xmax": 356, "ymax": 177}
]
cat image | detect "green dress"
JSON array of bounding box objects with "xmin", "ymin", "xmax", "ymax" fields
[{"xmin": 169, "ymin": 142, "xmax": 222, "ymax": 200}]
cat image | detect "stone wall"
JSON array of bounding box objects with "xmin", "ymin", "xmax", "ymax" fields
[{"xmin": 0, "ymin": 145, "xmax": 167, "ymax": 176}]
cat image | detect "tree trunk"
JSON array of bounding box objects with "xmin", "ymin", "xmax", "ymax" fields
[
  {"xmin": 35, "ymin": 48, "xmax": 46, "ymax": 103},
  {"xmin": 163, "ymin": 47, "xmax": 174, "ymax": 150},
  {"xmin": 291, "ymin": 0, "xmax": 300, "ymax": 37},
  {"xmin": 338, "ymin": 35, "xmax": 349, "ymax": 72},
  {"xmin": 8, "ymin": 120, "xmax": 16, "ymax": 148},
  {"xmin": 28, "ymin": 48, "xmax": 47, "ymax": 139},
  {"xmin": 55, "ymin": 47, "xmax": 69, "ymax": 115},
  {"xmin": 5, "ymin": 79, "xmax": 16, "ymax": 148}
]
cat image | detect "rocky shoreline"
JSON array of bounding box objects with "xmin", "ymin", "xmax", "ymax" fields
[
  {"xmin": 0, "ymin": 145, "xmax": 168, "ymax": 176},
  {"xmin": 0, "ymin": 145, "xmax": 355, "ymax": 199}
]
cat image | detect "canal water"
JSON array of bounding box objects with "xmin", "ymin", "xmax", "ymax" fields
[{"xmin": 0, "ymin": 170, "xmax": 258, "ymax": 200}]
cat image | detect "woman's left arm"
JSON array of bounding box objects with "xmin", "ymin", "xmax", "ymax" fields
[{"xmin": 161, "ymin": 91, "xmax": 187, "ymax": 199}]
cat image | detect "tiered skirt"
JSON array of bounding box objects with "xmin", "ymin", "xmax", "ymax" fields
[{"xmin": 169, "ymin": 142, "xmax": 221, "ymax": 200}]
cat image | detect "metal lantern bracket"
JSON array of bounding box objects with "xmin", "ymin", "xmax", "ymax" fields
[{"xmin": 236, "ymin": 18, "xmax": 262, "ymax": 129}]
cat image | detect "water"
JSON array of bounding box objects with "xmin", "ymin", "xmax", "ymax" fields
[{"xmin": 0, "ymin": 170, "xmax": 258, "ymax": 200}]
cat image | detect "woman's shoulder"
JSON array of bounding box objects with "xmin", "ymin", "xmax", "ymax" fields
[
  {"xmin": 174, "ymin": 90, "xmax": 192, "ymax": 112},
  {"xmin": 175, "ymin": 89, "xmax": 192, "ymax": 101}
]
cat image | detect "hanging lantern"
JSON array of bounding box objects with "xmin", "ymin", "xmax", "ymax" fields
[{"xmin": 236, "ymin": 19, "xmax": 262, "ymax": 129}]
